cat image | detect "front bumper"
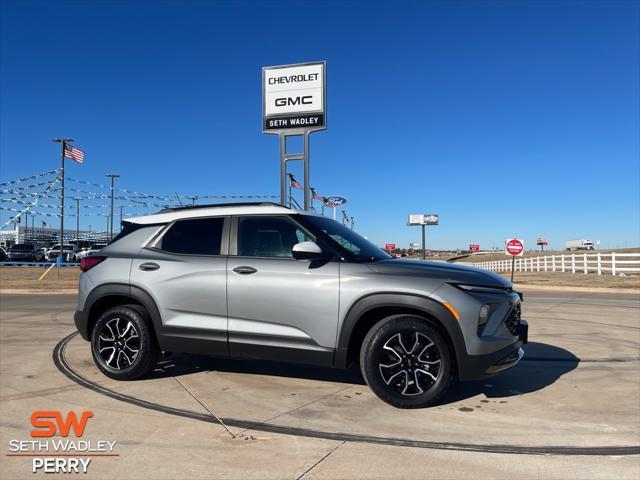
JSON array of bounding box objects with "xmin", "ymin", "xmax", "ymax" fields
[{"xmin": 458, "ymin": 319, "xmax": 528, "ymax": 381}]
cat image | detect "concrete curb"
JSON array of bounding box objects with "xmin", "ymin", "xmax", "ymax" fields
[
  {"xmin": 0, "ymin": 289, "xmax": 78, "ymax": 295},
  {"xmin": 514, "ymin": 284, "xmax": 640, "ymax": 294}
]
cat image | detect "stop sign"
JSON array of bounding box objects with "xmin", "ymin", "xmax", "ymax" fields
[{"xmin": 505, "ymin": 238, "xmax": 524, "ymax": 256}]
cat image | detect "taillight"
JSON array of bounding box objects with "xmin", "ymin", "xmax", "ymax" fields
[{"xmin": 81, "ymin": 256, "xmax": 106, "ymax": 272}]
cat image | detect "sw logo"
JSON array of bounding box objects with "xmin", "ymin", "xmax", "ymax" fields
[{"xmin": 30, "ymin": 410, "xmax": 93, "ymax": 438}]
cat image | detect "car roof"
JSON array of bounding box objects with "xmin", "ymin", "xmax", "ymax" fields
[{"xmin": 126, "ymin": 202, "xmax": 305, "ymax": 225}]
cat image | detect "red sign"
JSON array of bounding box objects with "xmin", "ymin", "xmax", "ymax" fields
[
  {"xmin": 505, "ymin": 238, "xmax": 524, "ymax": 256},
  {"xmin": 469, "ymin": 244, "xmax": 480, "ymax": 251},
  {"xmin": 385, "ymin": 243, "xmax": 396, "ymax": 250}
]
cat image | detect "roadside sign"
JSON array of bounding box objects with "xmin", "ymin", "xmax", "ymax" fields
[
  {"xmin": 505, "ymin": 238, "xmax": 524, "ymax": 256},
  {"xmin": 407, "ymin": 212, "xmax": 439, "ymax": 260},
  {"xmin": 469, "ymin": 244, "xmax": 480, "ymax": 251},
  {"xmin": 408, "ymin": 214, "xmax": 424, "ymax": 225},
  {"xmin": 263, "ymin": 61, "xmax": 326, "ymax": 133},
  {"xmin": 423, "ymin": 214, "xmax": 439, "ymax": 225},
  {"xmin": 385, "ymin": 243, "xmax": 396, "ymax": 250},
  {"xmin": 408, "ymin": 213, "xmax": 439, "ymax": 225}
]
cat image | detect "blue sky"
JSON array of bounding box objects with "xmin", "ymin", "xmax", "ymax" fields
[{"xmin": 1, "ymin": 0, "xmax": 638, "ymax": 250}]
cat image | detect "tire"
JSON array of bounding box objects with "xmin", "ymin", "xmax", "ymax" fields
[
  {"xmin": 360, "ymin": 314, "xmax": 453, "ymax": 408},
  {"xmin": 90, "ymin": 305, "xmax": 159, "ymax": 380}
]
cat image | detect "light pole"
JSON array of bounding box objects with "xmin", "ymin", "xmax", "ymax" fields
[
  {"xmin": 52, "ymin": 138, "xmax": 74, "ymax": 261},
  {"xmin": 73, "ymin": 197, "xmax": 82, "ymax": 246},
  {"xmin": 105, "ymin": 174, "xmax": 120, "ymax": 239},
  {"xmin": 187, "ymin": 196, "xmax": 198, "ymax": 205}
]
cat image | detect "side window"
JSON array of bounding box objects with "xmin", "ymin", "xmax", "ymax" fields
[
  {"xmin": 160, "ymin": 217, "xmax": 225, "ymax": 255},
  {"xmin": 237, "ymin": 216, "xmax": 311, "ymax": 258}
]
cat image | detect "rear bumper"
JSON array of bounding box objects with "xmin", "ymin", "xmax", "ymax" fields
[
  {"xmin": 74, "ymin": 310, "xmax": 90, "ymax": 341},
  {"xmin": 458, "ymin": 320, "xmax": 528, "ymax": 381}
]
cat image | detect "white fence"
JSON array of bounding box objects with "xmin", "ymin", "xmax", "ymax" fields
[{"xmin": 471, "ymin": 253, "xmax": 640, "ymax": 276}]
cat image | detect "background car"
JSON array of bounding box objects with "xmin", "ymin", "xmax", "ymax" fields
[
  {"xmin": 33, "ymin": 247, "xmax": 47, "ymax": 262},
  {"xmin": 45, "ymin": 244, "xmax": 78, "ymax": 262},
  {"xmin": 77, "ymin": 243, "xmax": 107, "ymax": 259},
  {"xmin": 0, "ymin": 246, "xmax": 7, "ymax": 261},
  {"xmin": 7, "ymin": 244, "xmax": 38, "ymax": 261}
]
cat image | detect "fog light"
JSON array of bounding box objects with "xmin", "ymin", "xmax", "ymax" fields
[
  {"xmin": 478, "ymin": 304, "xmax": 491, "ymax": 335},
  {"xmin": 479, "ymin": 304, "xmax": 490, "ymax": 325}
]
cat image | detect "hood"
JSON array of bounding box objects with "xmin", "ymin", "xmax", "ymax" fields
[{"xmin": 369, "ymin": 259, "xmax": 511, "ymax": 288}]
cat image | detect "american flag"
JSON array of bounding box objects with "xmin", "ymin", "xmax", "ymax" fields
[
  {"xmin": 288, "ymin": 173, "xmax": 303, "ymax": 190},
  {"xmin": 64, "ymin": 142, "xmax": 85, "ymax": 164},
  {"xmin": 310, "ymin": 187, "xmax": 322, "ymax": 201}
]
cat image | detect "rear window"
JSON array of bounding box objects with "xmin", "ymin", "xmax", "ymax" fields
[
  {"xmin": 109, "ymin": 221, "xmax": 153, "ymax": 245},
  {"xmin": 160, "ymin": 218, "xmax": 224, "ymax": 255}
]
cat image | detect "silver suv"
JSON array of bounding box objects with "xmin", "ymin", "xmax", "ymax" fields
[{"xmin": 74, "ymin": 203, "xmax": 528, "ymax": 408}]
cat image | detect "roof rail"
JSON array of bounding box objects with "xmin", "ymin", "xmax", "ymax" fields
[{"xmin": 157, "ymin": 202, "xmax": 285, "ymax": 213}]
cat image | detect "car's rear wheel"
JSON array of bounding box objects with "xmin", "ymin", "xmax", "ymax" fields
[
  {"xmin": 360, "ymin": 314, "xmax": 453, "ymax": 408},
  {"xmin": 91, "ymin": 305, "xmax": 159, "ymax": 380}
]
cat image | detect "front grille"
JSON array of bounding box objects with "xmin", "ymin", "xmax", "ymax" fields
[
  {"xmin": 504, "ymin": 302, "xmax": 521, "ymax": 335},
  {"xmin": 494, "ymin": 302, "xmax": 521, "ymax": 337}
]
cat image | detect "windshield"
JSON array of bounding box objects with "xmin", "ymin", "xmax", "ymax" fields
[{"xmin": 300, "ymin": 215, "xmax": 391, "ymax": 262}]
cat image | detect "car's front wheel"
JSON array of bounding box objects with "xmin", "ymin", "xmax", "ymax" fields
[
  {"xmin": 360, "ymin": 314, "xmax": 453, "ymax": 408},
  {"xmin": 91, "ymin": 305, "xmax": 159, "ymax": 380}
]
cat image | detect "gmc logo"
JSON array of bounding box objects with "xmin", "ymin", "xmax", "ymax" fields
[{"xmin": 275, "ymin": 96, "xmax": 313, "ymax": 107}]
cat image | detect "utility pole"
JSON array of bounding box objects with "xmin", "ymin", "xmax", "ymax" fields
[
  {"xmin": 187, "ymin": 196, "xmax": 197, "ymax": 206},
  {"xmin": 421, "ymin": 224, "xmax": 426, "ymax": 260},
  {"xmin": 24, "ymin": 211, "xmax": 28, "ymax": 242},
  {"xmin": 120, "ymin": 205, "xmax": 124, "ymax": 229},
  {"xmin": 105, "ymin": 174, "xmax": 120, "ymax": 239},
  {"xmin": 52, "ymin": 138, "xmax": 74, "ymax": 261},
  {"xmin": 350, "ymin": 217, "xmax": 355, "ymax": 230},
  {"xmin": 73, "ymin": 197, "xmax": 82, "ymax": 246}
]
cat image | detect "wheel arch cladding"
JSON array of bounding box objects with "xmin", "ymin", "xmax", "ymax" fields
[
  {"xmin": 335, "ymin": 293, "xmax": 466, "ymax": 371},
  {"xmin": 84, "ymin": 284, "xmax": 163, "ymax": 340}
]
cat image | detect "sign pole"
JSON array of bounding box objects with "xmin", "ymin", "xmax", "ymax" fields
[
  {"xmin": 421, "ymin": 224, "xmax": 426, "ymax": 260},
  {"xmin": 511, "ymin": 254, "xmax": 516, "ymax": 283},
  {"xmin": 303, "ymin": 131, "xmax": 310, "ymax": 211},
  {"xmin": 279, "ymin": 134, "xmax": 286, "ymax": 206}
]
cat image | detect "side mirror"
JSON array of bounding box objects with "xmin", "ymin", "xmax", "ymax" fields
[{"xmin": 292, "ymin": 241, "xmax": 326, "ymax": 260}]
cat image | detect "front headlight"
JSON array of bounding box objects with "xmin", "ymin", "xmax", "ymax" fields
[{"xmin": 453, "ymin": 283, "xmax": 510, "ymax": 294}]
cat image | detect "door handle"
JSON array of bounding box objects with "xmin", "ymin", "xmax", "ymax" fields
[
  {"xmin": 233, "ymin": 266, "xmax": 257, "ymax": 275},
  {"xmin": 139, "ymin": 262, "xmax": 160, "ymax": 271}
]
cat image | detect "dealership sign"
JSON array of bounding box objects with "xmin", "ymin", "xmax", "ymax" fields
[
  {"xmin": 263, "ymin": 62, "xmax": 326, "ymax": 132},
  {"xmin": 469, "ymin": 244, "xmax": 480, "ymax": 251},
  {"xmin": 408, "ymin": 214, "xmax": 439, "ymax": 225},
  {"xmin": 323, "ymin": 196, "xmax": 347, "ymax": 207},
  {"xmin": 505, "ymin": 238, "xmax": 525, "ymax": 256},
  {"xmin": 385, "ymin": 243, "xmax": 396, "ymax": 250}
]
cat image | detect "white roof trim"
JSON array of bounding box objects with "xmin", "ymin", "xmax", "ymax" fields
[{"xmin": 126, "ymin": 204, "xmax": 300, "ymax": 224}]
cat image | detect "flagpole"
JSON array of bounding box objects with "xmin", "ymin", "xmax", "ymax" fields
[
  {"xmin": 52, "ymin": 138, "xmax": 73, "ymax": 262},
  {"xmin": 60, "ymin": 142, "xmax": 64, "ymax": 259}
]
